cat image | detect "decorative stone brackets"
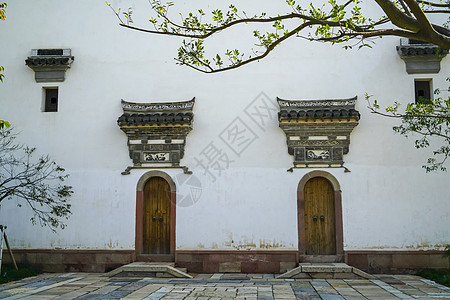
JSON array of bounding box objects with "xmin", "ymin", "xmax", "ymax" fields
[
  {"xmin": 117, "ymin": 98, "xmax": 195, "ymax": 174},
  {"xmin": 278, "ymin": 97, "xmax": 360, "ymax": 169},
  {"xmin": 25, "ymin": 49, "xmax": 74, "ymax": 82},
  {"xmin": 397, "ymin": 38, "xmax": 448, "ymax": 74}
]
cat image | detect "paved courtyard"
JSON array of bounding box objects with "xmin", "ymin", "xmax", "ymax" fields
[{"xmin": 0, "ymin": 272, "xmax": 449, "ymax": 299}]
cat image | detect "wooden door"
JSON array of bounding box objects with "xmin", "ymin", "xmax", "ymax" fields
[
  {"xmin": 143, "ymin": 177, "xmax": 171, "ymax": 254},
  {"xmin": 304, "ymin": 177, "xmax": 336, "ymax": 255}
]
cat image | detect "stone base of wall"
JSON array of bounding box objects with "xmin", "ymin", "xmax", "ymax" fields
[
  {"xmin": 345, "ymin": 250, "xmax": 450, "ymax": 274},
  {"xmin": 2, "ymin": 249, "xmax": 448, "ymax": 274},
  {"xmin": 175, "ymin": 250, "xmax": 299, "ymax": 273},
  {"xmin": 1, "ymin": 249, "xmax": 135, "ymax": 273}
]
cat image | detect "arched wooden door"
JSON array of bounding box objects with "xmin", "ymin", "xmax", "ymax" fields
[
  {"xmin": 143, "ymin": 177, "xmax": 171, "ymax": 254},
  {"xmin": 304, "ymin": 177, "xmax": 336, "ymax": 255}
]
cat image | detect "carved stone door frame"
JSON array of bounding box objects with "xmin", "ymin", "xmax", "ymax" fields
[{"xmin": 297, "ymin": 171, "xmax": 344, "ymax": 260}]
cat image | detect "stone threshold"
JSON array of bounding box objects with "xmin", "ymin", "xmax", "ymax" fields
[
  {"xmin": 276, "ymin": 262, "xmax": 374, "ymax": 279},
  {"xmin": 105, "ymin": 262, "xmax": 192, "ymax": 278}
]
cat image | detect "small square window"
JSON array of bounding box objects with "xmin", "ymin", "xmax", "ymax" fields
[
  {"xmin": 44, "ymin": 87, "xmax": 58, "ymax": 112},
  {"xmin": 414, "ymin": 80, "xmax": 432, "ymax": 105}
]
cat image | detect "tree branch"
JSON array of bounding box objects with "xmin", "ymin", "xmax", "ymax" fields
[
  {"xmin": 176, "ymin": 21, "xmax": 315, "ymax": 73},
  {"xmin": 417, "ymin": 0, "xmax": 450, "ymax": 8},
  {"xmin": 0, "ymin": 128, "xmax": 73, "ymax": 231},
  {"xmin": 398, "ymin": 0, "xmax": 413, "ymax": 16},
  {"xmin": 424, "ymin": 10, "xmax": 450, "ymax": 13},
  {"xmin": 403, "ymin": 0, "xmax": 436, "ymax": 34},
  {"xmin": 112, "ymin": 0, "xmax": 450, "ymax": 71},
  {"xmin": 120, "ymin": 11, "xmax": 345, "ymax": 39},
  {"xmin": 374, "ymin": 0, "xmax": 421, "ymax": 32}
]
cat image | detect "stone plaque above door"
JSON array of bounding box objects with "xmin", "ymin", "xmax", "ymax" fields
[
  {"xmin": 118, "ymin": 98, "xmax": 195, "ymax": 174},
  {"xmin": 278, "ymin": 96, "xmax": 360, "ymax": 169}
]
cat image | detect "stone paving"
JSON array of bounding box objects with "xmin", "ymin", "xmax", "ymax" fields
[{"xmin": 0, "ymin": 272, "xmax": 449, "ymax": 299}]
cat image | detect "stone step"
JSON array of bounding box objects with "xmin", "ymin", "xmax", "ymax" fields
[
  {"xmin": 301, "ymin": 262, "xmax": 352, "ymax": 273},
  {"xmin": 276, "ymin": 263, "xmax": 374, "ymax": 279},
  {"xmin": 136, "ymin": 254, "xmax": 174, "ymax": 262},
  {"xmin": 299, "ymin": 255, "xmax": 343, "ymax": 263},
  {"xmin": 105, "ymin": 262, "xmax": 192, "ymax": 278}
]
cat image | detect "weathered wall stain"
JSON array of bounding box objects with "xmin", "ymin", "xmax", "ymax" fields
[
  {"xmin": 219, "ymin": 233, "xmax": 290, "ymax": 250},
  {"xmin": 106, "ymin": 240, "xmax": 119, "ymax": 249}
]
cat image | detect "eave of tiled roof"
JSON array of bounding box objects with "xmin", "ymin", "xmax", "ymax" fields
[
  {"xmin": 397, "ymin": 45, "xmax": 448, "ymax": 57},
  {"xmin": 25, "ymin": 56, "xmax": 74, "ymax": 66},
  {"xmin": 121, "ymin": 98, "xmax": 195, "ymax": 114},
  {"xmin": 117, "ymin": 112, "xmax": 193, "ymax": 126},
  {"xmin": 279, "ymin": 108, "xmax": 360, "ymax": 120}
]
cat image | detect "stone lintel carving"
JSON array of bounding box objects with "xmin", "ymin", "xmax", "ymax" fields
[
  {"xmin": 397, "ymin": 38, "xmax": 448, "ymax": 74},
  {"xmin": 117, "ymin": 98, "xmax": 195, "ymax": 173},
  {"xmin": 25, "ymin": 49, "xmax": 74, "ymax": 82},
  {"xmin": 278, "ymin": 96, "xmax": 360, "ymax": 168}
]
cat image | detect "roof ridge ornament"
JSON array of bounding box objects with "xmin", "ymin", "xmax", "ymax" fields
[
  {"xmin": 277, "ymin": 96, "xmax": 357, "ymax": 109},
  {"xmin": 121, "ymin": 98, "xmax": 195, "ymax": 113}
]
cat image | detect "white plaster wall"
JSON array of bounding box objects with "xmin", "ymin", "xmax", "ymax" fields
[{"xmin": 0, "ymin": 0, "xmax": 448, "ymax": 251}]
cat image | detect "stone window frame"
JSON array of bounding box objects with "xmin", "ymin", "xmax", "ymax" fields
[
  {"xmin": 42, "ymin": 86, "xmax": 59, "ymax": 112},
  {"xmin": 414, "ymin": 78, "xmax": 433, "ymax": 104}
]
